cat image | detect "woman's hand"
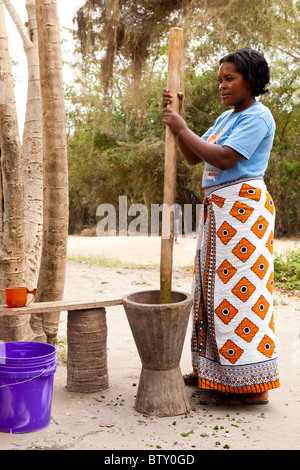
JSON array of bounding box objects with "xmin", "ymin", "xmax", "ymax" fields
[
  {"xmin": 162, "ymin": 107, "xmax": 187, "ymax": 136},
  {"xmin": 162, "ymin": 88, "xmax": 183, "ymax": 115},
  {"xmin": 162, "ymin": 88, "xmax": 186, "ymax": 135}
]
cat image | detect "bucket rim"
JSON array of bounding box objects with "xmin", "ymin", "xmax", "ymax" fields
[{"xmin": 0, "ymin": 341, "xmax": 56, "ymax": 362}]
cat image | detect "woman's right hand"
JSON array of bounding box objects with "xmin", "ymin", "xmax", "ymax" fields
[
  {"xmin": 162, "ymin": 88, "xmax": 183, "ymax": 115},
  {"xmin": 162, "ymin": 88, "xmax": 172, "ymax": 108}
]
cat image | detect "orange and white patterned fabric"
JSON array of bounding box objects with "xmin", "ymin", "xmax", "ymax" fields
[{"xmin": 191, "ymin": 178, "xmax": 280, "ymax": 393}]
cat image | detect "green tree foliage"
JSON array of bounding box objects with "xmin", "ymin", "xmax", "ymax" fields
[
  {"xmin": 274, "ymin": 246, "xmax": 300, "ymax": 291},
  {"xmin": 66, "ymin": 0, "xmax": 300, "ymax": 236}
]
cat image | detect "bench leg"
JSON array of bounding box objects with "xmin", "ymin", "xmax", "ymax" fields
[{"xmin": 67, "ymin": 308, "xmax": 109, "ymax": 393}]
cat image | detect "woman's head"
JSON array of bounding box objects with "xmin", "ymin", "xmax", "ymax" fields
[{"xmin": 219, "ymin": 48, "xmax": 270, "ymax": 97}]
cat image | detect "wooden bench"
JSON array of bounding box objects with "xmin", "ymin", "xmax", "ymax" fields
[{"xmin": 0, "ymin": 299, "xmax": 123, "ymax": 393}]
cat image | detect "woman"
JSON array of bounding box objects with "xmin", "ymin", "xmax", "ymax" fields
[{"xmin": 162, "ymin": 48, "xmax": 280, "ymax": 405}]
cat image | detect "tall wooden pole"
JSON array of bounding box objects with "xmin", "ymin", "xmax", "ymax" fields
[{"xmin": 160, "ymin": 27, "xmax": 183, "ymax": 304}]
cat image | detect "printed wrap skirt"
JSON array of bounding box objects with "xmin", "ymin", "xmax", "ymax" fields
[{"xmin": 191, "ymin": 178, "xmax": 280, "ymax": 393}]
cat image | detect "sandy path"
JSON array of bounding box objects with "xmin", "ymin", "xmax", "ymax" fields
[{"xmin": 67, "ymin": 235, "xmax": 299, "ymax": 267}]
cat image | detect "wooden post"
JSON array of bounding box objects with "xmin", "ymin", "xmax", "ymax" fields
[
  {"xmin": 160, "ymin": 27, "xmax": 183, "ymax": 304},
  {"xmin": 67, "ymin": 308, "xmax": 109, "ymax": 393}
]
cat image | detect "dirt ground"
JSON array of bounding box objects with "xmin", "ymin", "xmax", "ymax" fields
[{"xmin": 0, "ymin": 236, "xmax": 299, "ymax": 453}]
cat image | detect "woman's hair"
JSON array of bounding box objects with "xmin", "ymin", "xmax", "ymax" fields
[{"xmin": 219, "ymin": 48, "xmax": 270, "ymax": 97}]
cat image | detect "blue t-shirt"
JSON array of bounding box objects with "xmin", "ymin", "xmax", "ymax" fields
[{"xmin": 201, "ymin": 101, "xmax": 275, "ymax": 187}]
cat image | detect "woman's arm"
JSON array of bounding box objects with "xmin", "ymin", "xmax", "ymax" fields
[
  {"xmin": 162, "ymin": 90, "xmax": 243, "ymax": 170},
  {"xmin": 176, "ymin": 121, "xmax": 243, "ymax": 171},
  {"xmin": 163, "ymin": 89, "xmax": 201, "ymax": 165},
  {"xmin": 177, "ymin": 132, "xmax": 202, "ymax": 165}
]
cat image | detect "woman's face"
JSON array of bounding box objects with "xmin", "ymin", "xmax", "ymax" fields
[{"xmin": 218, "ymin": 61, "xmax": 255, "ymax": 113}]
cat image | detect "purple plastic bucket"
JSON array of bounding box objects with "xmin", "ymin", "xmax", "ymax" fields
[{"xmin": 0, "ymin": 341, "xmax": 57, "ymax": 433}]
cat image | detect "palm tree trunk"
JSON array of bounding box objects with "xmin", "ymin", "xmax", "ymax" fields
[{"xmin": 35, "ymin": 0, "xmax": 69, "ymax": 345}]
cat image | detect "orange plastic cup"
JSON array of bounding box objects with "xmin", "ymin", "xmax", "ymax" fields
[{"xmin": 5, "ymin": 287, "xmax": 37, "ymax": 308}]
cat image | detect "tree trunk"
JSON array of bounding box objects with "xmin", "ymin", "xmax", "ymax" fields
[
  {"xmin": 23, "ymin": 0, "xmax": 43, "ymax": 291},
  {"xmin": 0, "ymin": 0, "xmax": 34, "ymax": 341},
  {"xmin": 67, "ymin": 308, "xmax": 109, "ymax": 393},
  {"xmin": 35, "ymin": 0, "xmax": 69, "ymax": 345}
]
